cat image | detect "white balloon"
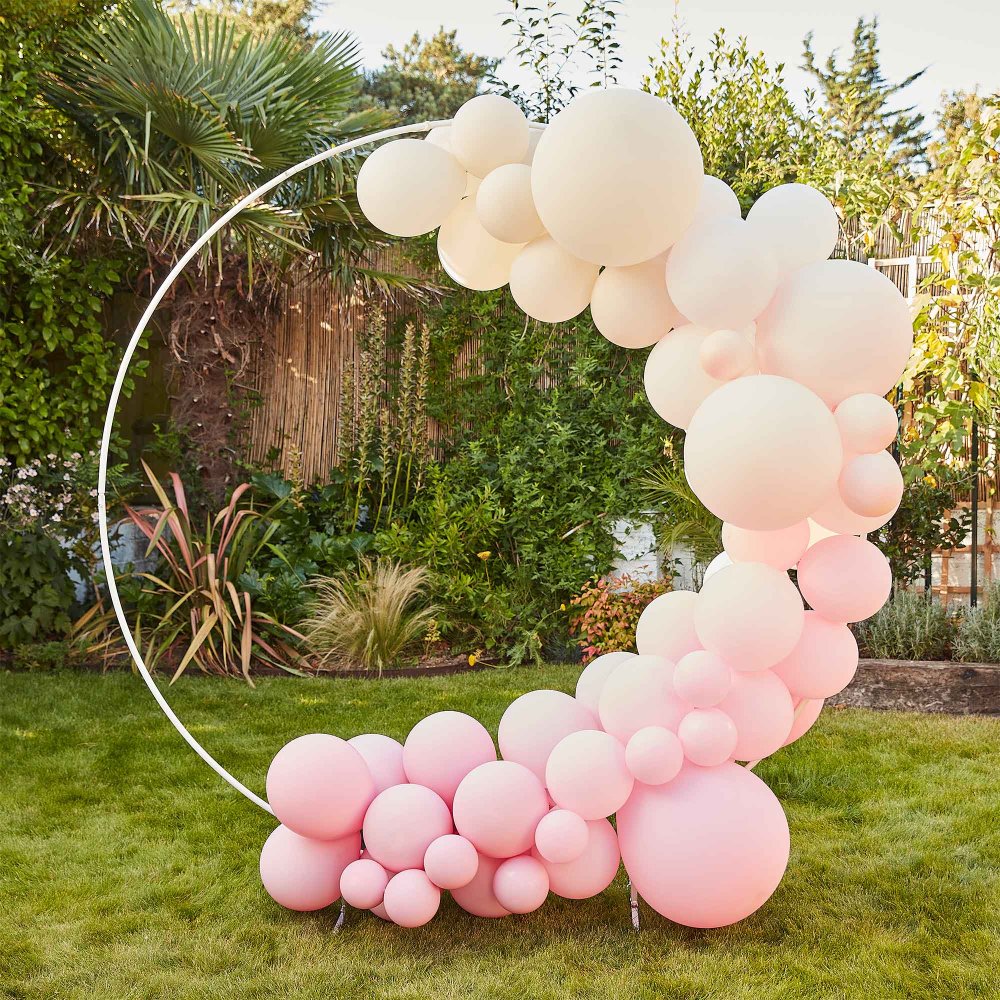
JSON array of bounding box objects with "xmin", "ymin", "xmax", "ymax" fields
[
  {"xmin": 834, "ymin": 393, "xmax": 899, "ymax": 454},
  {"xmin": 450, "ymin": 94, "xmax": 529, "ymax": 178},
  {"xmin": 590, "ymin": 255, "xmax": 686, "ymax": 349},
  {"xmin": 438, "ymin": 198, "xmax": 523, "ymax": 291},
  {"xmin": 508, "ymin": 235, "xmax": 599, "ymax": 322},
  {"xmin": 666, "ymin": 217, "xmax": 779, "ymax": 330},
  {"xmin": 746, "ymin": 183, "xmax": 839, "ymax": 274},
  {"xmin": 475, "ymin": 163, "xmax": 545, "ymax": 244},
  {"xmin": 643, "ymin": 325, "xmax": 723, "ymax": 430},
  {"xmin": 703, "ymin": 551, "xmax": 733, "ymax": 583},
  {"xmin": 756, "ymin": 259, "xmax": 914, "ymax": 408},
  {"xmin": 531, "ymin": 88, "xmax": 703, "ymax": 266},
  {"xmin": 357, "ymin": 139, "xmax": 466, "ymax": 237},
  {"xmin": 465, "ymin": 174, "xmax": 482, "ymax": 199},
  {"xmin": 692, "ymin": 176, "xmax": 741, "ymax": 226}
]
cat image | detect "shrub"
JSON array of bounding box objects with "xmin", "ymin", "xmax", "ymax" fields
[
  {"xmin": 855, "ymin": 590, "xmax": 955, "ymax": 661},
  {"xmin": 0, "ymin": 530, "xmax": 75, "ymax": 649},
  {"xmin": 11, "ymin": 641, "xmax": 78, "ymax": 671},
  {"xmin": 953, "ymin": 584, "xmax": 1000, "ymax": 664}
]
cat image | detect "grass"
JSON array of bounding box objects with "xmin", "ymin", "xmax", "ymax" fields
[{"xmin": 2, "ymin": 666, "xmax": 999, "ymax": 1000}]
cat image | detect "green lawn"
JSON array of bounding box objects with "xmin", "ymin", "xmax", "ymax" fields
[{"xmin": 2, "ymin": 666, "xmax": 999, "ymax": 1000}]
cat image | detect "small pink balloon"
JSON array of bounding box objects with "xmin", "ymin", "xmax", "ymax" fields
[
  {"xmin": 722, "ymin": 520, "xmax": 810, "ymax": 571},
  {"xmin": 783, "ymin": 698, "xmax": 825, "ymax": 746},
  {"xmin": 598, "ymin": 655, "xmax": 687, "ymax": 743},
  {"xmin": 834, "ymin": 393, "xmax": 898, "ymax": 454},
  {"xmin": 534, "ymin": 809, "xmax": 590, "ymax": 863},
  {"xmin": 370, "ymin": 901, "xmax": 391, "ymax": 921},
  {"xmin": 451, "ymin": 853, "xmax": 511, "ymax": 918},
  {"xmin": 423, "ymin": 834, "xmax": 480, "ymax": 890},
  {"xmin": 810, "ymin": 476, "xmax": 898, "ymax": 535},
  {"xmin": 340, "ymin": 857, "xmax": 390, "ymax": 909},
  {"xmin": 266, "ymin": 734, "xmax": 375, "ymax": 841},
  {"xmin": 498, "ymin": 690, "xmax": 597, "ymax": 784},
  {"xmin": 717, "ymin": 669, "xmax": 794, "ymax": 762},
  {"xmin": 797, "ymin": 534, "xmax": 892, "ymax": 623},
  {"xmin": 575, "ymin": 651, "xmax": 635, "ymax": 716},
  {"xmin": 839, "ymin": 451, "xmax": 904, "ymax": 517},
  {"xmin": 699, "ymin": 328, "xmax": 755, "ymax": 380},
  {"xmin": 545, "ymin": 730, "xmax": 634, "ymax": 820},
  {"xmin": 772, "ymin": 611, "xmax": 860, "ymax": 699},
  {"xmin": 532, "ymin": 818, "xmax": 621, "ymax": 899},
  {"xmin": 362, "ymin": 783, "xmax": 453, "ymax": 872},
  {"xmin": 635, "ymin": 590, "xmax": 701, "ymax": 660},
  {"xmin": 260, "ymin": 825, "xmax": 360, "ymax": 912},
  {"xmin": 493, "ymin": 855, "xmax": 550, "ymax": 914},
  {"xmin": 453, "ymin": 760, "xmax": 550, "ymax": 859},
  {"xmin": 678, "ymin": 708, "xmax": 738, "ymax": 766},
  {"xmin": 382, "ymin": 869, "xmax": 441, "ymax": 928},
  {"xmin": 348, "ymin": 734, "xmax": 407, "ymax": 795},
  {"xmin": 625, "ymin": 726, "xmax": 684, "ymax": 785},
  {"xmin": 403, "ymin": 711, "xmax": 497, "ymax": 806},
  {"xmin": 673, "ymin": 649, "xmax": 733, "ymax": 707}
]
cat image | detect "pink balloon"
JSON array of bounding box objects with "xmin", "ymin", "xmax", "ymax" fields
[
  {"xmin": 678, "ymin": 708, "xmax": 738, "ymax": 766},
  {"xmin": 834, "ymin": 393, "xmax": 898, "ymax": 454},
  {"xmin": 598, "ymin": 655, "xmax": 687, "ymax": 743},
  {"xmin": 634, "ymin": 590, "xmax": 701, "ymax": 660},
  {"xmin": 532, "ymin": 818, "xmax": 621, "ymax": 899},
  {"xmin": 797, "ymin": 534, "xmax": 892, "ymax": 623},
  {"xmin": 810, "ymin": 486, "xmax": 896, "ymax": 535},
  {"xmin": 260, "ymin": 825, "xmax": 360, "ymax": 912},
  {"xmin": 717, "ymin": 669, "xmax": 794, "ymax": 762},
  {"xmin": 493, "ymin": 855, "xmax": 550, "ymax": 914},
  {"xmin": 673, "ymin": 650, "xmax": 733, "ymax": 707},
  {"xmin": 617, "ymin": 763, "xmax": 789, "ymax": 928},
  {"xmin": 534, "ymin": 809, "xmax": 590, "ymax": 863},
  {"xmin": 451, "ymin": 853, "xmax": 511, "ymax": 918},
  {"xmin": 694, "ymin": 562, "xmax": 804, "ymax": 672},
  {"xmin": 340, "ymin": 857, "xmax": 390, "ymax": 909},
  {"xmin": 362, "ymin": 783, "xmax": 453, "ymax": 872},
  {"xmin": 575, "ymin": 651, "xmax": 635, "ymax": 716},
  {"xmin": 699, "ymin": 328, "xmax": 755, "ymax": 381},
  {"xmin": 266, "ymin": 734, "xmax": 376, "ymax": 841},
  {"xmin": 370, "ymin": 901, "xmax": 391, "ymax": 921},
  {"xmin": 545, "ymin": 730, "xmax": 634, "ymax": 820},
  {"xmin": 625, "ymin": 726, "xmax": 684, "ymax": 785},
  {"xmin": 453, "ymin": 760, "xmax": 550, "ymax": 859},
  {"xmin": 722, "ymin": 520, "xmax": 810, "ymax": 571},
  {"xmin": 423, "ymin": 834, "xmax": 480, "ymax": 890},
  {"xmin": 783, "ymin": 698, "xmax": 825, "ymax": 746},
  {"xmin": 382, "ymin": 869, "xmax": 441, "ymax": 928},
  {"xmin": 772, "ymin": 611, "xmax": 860, "ymax": 699},
  {"xmin": 348, "ymin": 734, "xmax": 407, "ymax": 795},
  {"xmin": 498, "ymin": 690, "xmax": 597, "ymax": 784},
  {"xmin": 403, "ymin": 711, "xmax": 497, "ymax": 806},
  {"xmin": 839, "ymin": 451, "xmax": 904, "ymax": 517}
]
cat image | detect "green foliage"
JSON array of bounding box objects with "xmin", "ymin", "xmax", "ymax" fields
[
  {"xmin": 165, "ymin": 0, "xmax": 318, "ymax": 38},
  {"xmin": 10, "ymin": 640, "xmax": 79, "ymax": 671},
  {"xmin": 954, "ymin": 584, "xmax": 1000, "ymax": 664},
  {"xmin": 0, "ymin": 530, "xmax": 75, "ymax": 648},
  {"xmin": 855, "ymin": 591, "xmax": 955, "ymax": 661},
  {"xmin": 568, "ymin": 574, "xmax": 672, "ymax": 662}
]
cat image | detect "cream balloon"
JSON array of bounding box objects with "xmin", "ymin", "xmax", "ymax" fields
[
  {"xmin": 437, "ymin": 198, "xmax": 523, "ymax": 291},
  {"xmin": 699, "ymin": 328, "xmax": 755, "ymax": 381},
  {"xmin": 634, "ymin": 590, "xmax": 701, "ymax": 662},
  {"xmin": 839, "ymin": 451, "xmax": 904, "ymax": 517},
  {"xmin": 745, "ymin": 183, "xmax": 839, "ymax": 274},
  {"xmin": 450, "ymin": 94, "xmax": 529, "ymax": 178},
  {"xmin": 475, "ymin": 163, "xmax": 546, "ymax": 244},
  {"xmin": 531, "ymin": 88, "xmax": 703, "ymax": 266},
  {"xmin": 521, "ymin": 128, "xmax": 544, "ymax": 165},
  {"xmin": 643, "ymin": 325, "xmax": 723, "ymax": 430},
  {"xmin": 590, "ymin": 256, "xmax": 686, "ymax": 349},
  {"xmin": 357, "ymin": 139, "xmax": 466, "ymax": 238},
  {"xmin": 425, "ymin": 127, "xmax": 452, "ymax": 150},
  {"xmin": 834, "ymin": 393, "xmax": 899, "ymax": 454},
  {"xmin": 508, "ymin": 235, "xmax": 599, "ymax": 323},
  {"xmin": 691, "ymin": 175, "xmax": 741, "ymax": 226}
]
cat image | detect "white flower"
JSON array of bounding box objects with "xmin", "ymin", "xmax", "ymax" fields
[{"xmin": 51, "ymin": 514, "xmax": 61, "ymax": 523}]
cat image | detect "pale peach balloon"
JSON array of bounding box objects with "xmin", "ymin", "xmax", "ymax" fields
[
  {"xmin": 508, "ymin": 235, "xmax": 599, "ymax": 323},
  {"xmin": 839, "ymin": 451, "xmax": 904, "ymax": 517},
  {"xmin": 644, "ymin": 324, "xmax": 723, "ymax": 430},
  {"xmin": 834, "ymin": 393, "xmax": 899, "ymax": 454},
  {"xmin": 590, "ymin": 255, "xmax": 686, "ymax": 349},
  {"xmin": 722, "ymin": 520, "xmax": 810, "ymax": 570},
  {"xmin": 699, "ymin": 328, "xmax": 755, "ymax": 380},
  {"xmin": 634, "ymin": 591, "xmax": 701, "ymax": 661}
]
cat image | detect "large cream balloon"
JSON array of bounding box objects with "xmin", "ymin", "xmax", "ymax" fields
[
  {"xmin": 357, "ymin": 139, "xmax": 466, "ymax": 238},
  {"xmin": 531, "ymin": 89, "xmax": 703, "ymax": 266},
  {"xmin": 644, "ymin": 325, "xmax": 723, "ymax": 430},
  {"xmin": 756, "ymin": 259, "xmax": 914, "ymax": 408},
  {"xmin": 665, "ymin": 217, "xmax": 779, "ymax": 330},
  {"xmin": 590, "ymin": 255, "xmax": 686, "ymax": 349},
  {"xmin": 745, "ymin": 183, "xmax": 839, "ymax": 275},
  {"xmin": 437, "ymin": 199, "xmax": 524, "ymax": 291},
  {"xmin": 691, "ymin": 175, "xmax": 741, "ymax": 226},
  {"xmin": 475, "ymin": 163, "xmax": 546, "ymax": 245},
  {"xmin": 684, "ymin": 375, "xmax": 843, "ymax": 531},
  {"xmin": 450, "ymin": 94, "xmax": 529, "ymax": 178},
  {"xmin": 508, "ymin": 236, "xmax": 599, "ymax": 323}
]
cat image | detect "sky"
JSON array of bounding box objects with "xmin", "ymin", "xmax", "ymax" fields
[{"xmin": 315, "ymin": 0, "xmax": 999, "ymax": 125}]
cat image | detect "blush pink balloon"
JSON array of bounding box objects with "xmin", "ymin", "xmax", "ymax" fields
[
  {"xmin": 545, "ymin": 730, "xmax": 634, "ymax": 820},
  {"xmin": 498, "ymin": 690, "xmax": 597, "ymax": 784},
  {"xmin": 673, "ymin": 650, "xmax": 733, "ymax": 707},
  {"xmin": 362, "ymin": 783, "xmax": 453, "ymax": 872},
  {"xmin": 717, "ymin": 669, "xmax": 794, "ymax": 762},
  {"xmin": 834, "ymin": 393, "xmax": 899, "ymax": 454},
  {"xmin": 635, "ymin": 590, "xmax": 702, "ymax": 660},
  {"xmin": 453, "ymin": 760, "xmax": 550, "ymax": 859},
  {"xmin": 677, "ymin": 708, "xmax": 738, "ymax": 766},
  {"xmin": 810, "ymin": 485, "xmax": 897, "ymax": 535},
  {"xmin": 382, "ymin": 869, "xmax": 441, "ymax": 928},
  {"xmin": 340, "ymin": 858, "xmax": 390, "ymax": 909},
  {"xmin": 839, "ymin": 451, "xmax": 904, "ymax": 518},
  {"xmin": 348, "ymin": 734, "xmax": 407, "ymax": 795},
  {"xmin": 370, "ymin": 901, "xmax": 391, "ymax": 921},
  {"xmin": 493, "ymin": 855, "xmax": 550, "ymax": 914},
  {"xmin": 423, "ymin": 834, "xmax": 480, "ymax": 890},
  {"xmin": 451, "ymin": 854, "xmax": 511, "ymax": 918},
  {"xmin": 617, "ymin": 763, "xmax": 789, "ymax": 928},
  {"xmin": 721, "ymin": 520, "xmax": 810, "ymax": 571},
  {"xmin": 403, "ymin": 711, "xmax": 497, "ymax": 806},
  {"xmin": 772, "ymin": 611, "xmax": 860, "ymax": 699},
  {"xmin": 260, "ymin": 825, "xmax": 360, "ymax": 911},
  {"xmin": 598, "ymin": 655, "xmax": 687, "ymax": 743},
  {"xmin": 532, "ymin": 818, "xmax": 621, "ymax": 899},
  {"xmin": 625, "ymin": 726, "xmax": 684, "ymax": 785},
  {"xmin": 266, "ymin": 734, "xmax": 376, "ymax": 841},
  {"xmin": 699, "ymin": 328, "xmax": 755, "ymax": 381},
  {"xmin": 534, "ymin": 809, "xmax": 590, "ymax": 864},
  {"xmin": 575, "ymin": 651, "xmax": 635, "ymax": 716},
  {"xmin": 783, "ymin": 698, "xmax": 825, "ymax": 746},
  {"xmin": 797, "ymin": 534, "xmax": 892, "ymax": 623},
  {"xmin": 694, "ymin": 562, "xmax": 804, "ymax": 672}
]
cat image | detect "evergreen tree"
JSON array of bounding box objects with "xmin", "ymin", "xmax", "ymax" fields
[{"xmin": 166, "ymin": 0, "xmax": 316, "ymax": 38}]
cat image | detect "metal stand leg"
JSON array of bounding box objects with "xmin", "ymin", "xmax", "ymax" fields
[
  {"xmin": 334, "ymin": 900, "xmax": 346, "ymax": 933},
  {"xmin": 628, "ymin": 880, "xmax": 640, "ymax": 931}
]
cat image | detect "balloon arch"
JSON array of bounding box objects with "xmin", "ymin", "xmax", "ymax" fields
[{"xmin": 98, "ymin": 88, "xmax": 911, "ymax": 931}]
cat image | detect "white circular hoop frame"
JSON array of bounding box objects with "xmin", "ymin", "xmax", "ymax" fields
[{"xmin": 98, "ymin": 119, "xmax": 545, "ymax": 815}]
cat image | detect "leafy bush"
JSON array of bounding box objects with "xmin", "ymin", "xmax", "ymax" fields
[
  {"xmin": 569, "ymin": 574, "xmax": 673, "ymax": 662},
  {"xmin": 0, "ymin": 530, "xmax": 75, "ymax": 648},
  {"xmin": 953, "ymin": 584, "xmax": 1000, "ymax": 664},
  {"xmin": 855, "ymin": 591, "xmax": 956, "ymax": 661},
  {"xmin": 11, "ymin": 641, "xmax": 78, "ymax": 671}
]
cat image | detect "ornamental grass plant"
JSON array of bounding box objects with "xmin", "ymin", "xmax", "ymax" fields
[
  {"xmin": 855, "ymin": 590, "xmax": 955, "ymax": 661},
  {"xmin": 953, "ymin": 583, "xmax": 1000, "ymax": 664}
]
